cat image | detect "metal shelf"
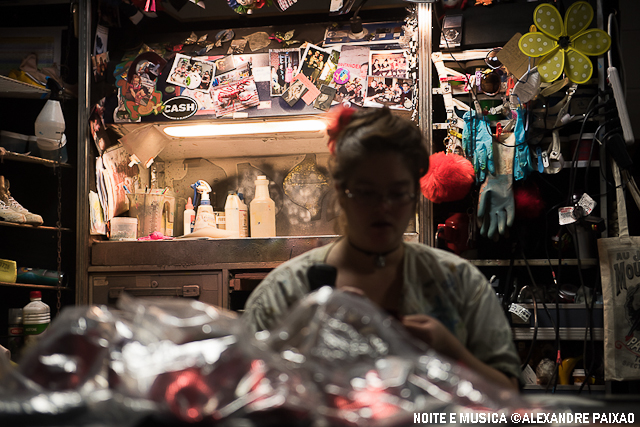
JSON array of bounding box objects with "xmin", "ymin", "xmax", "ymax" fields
[
  {"xmin": 512, "ymin": 327, "xmax": 604, "ymax": 341},
  {"xmin": 470, "ymin": 258, "xmax": 599, "ymax": 267}
]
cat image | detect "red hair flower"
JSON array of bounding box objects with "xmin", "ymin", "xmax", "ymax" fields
[{"xmin": 326, "ymin": 106, "xmax": 356, "ymax": 156}]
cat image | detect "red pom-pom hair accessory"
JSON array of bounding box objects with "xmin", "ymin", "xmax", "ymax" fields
[
  {"xmin": 420, "ymin": 152, "xmax": 475, "ymax": 203},
  {"xmin": 326, "ymin": 106, "xmax": 356, "ymax": 156}
]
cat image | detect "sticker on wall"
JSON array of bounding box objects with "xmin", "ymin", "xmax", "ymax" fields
[
  {"xmin": 114, "ymin": 48, "xmax": 167, "ymax": 121},
  {"xmin": 162, "ymin": 96, "xmax": 199, "ymax": 120}
]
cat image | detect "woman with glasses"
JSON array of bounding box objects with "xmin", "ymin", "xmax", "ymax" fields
[{"xmin": 242, "ymin": 107, "xmax": 521, "ymax": 391}]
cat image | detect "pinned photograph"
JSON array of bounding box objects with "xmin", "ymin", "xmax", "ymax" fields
[
  {"xmin": 281, "ymin": 78, "xmax": 308, "ymax": 107},
  {"xmin": 166, "ymin": 53, "xmax": 216, "ymax": 92},
  {"xmin": 332, "ymin": 44, "xmax": 369, "ymax": 106},
  {"xmin": 269, "ymin": 48, "xmax": 301, "ymax": 97},
  {"xmin": 370, "ymin": 50, "xmax": 408, "ymax": 78},
  {"xmin": 363, "ymin": 76, "xmax": 415, "ymax": 110},
  {"xmin": 297, "ymin": 43, "xmax": 331, "ymax": 89},
  {"xmin": 314, "ymin": 85, "xmax": 336, "ymax": 112}
]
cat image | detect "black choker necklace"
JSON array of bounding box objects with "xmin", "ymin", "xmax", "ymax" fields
[{"xmin": 347, "ymin": 240, "xmax": 400, "ymax": 268}]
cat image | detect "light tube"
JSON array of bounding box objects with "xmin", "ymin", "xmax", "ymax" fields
[{"xmin": 163, "ymin": 118, "xmax": 327, "ymax": 137}]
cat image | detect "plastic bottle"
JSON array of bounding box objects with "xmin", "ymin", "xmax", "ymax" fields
[
  {"xmin": 183, "ymin": 197, "xmax": 196, "ymax": 235},
  {"xmin": 7, "ymin": 308, "xmax": 23, "ymax": 362},
  {"xmin": 250, "ymin": 176, "xmax": 276, "ymax": 237},
  {"xmin": 238, "ymin": 193, "xmax": 248, "ymax": 238},
  {"xmin": 23, "ymin": 291, "xmax": 50, "ymax": 347},
  {"xmin": 193, "ymin": 181, "xmax": 216, "ymax": 231},
  {"xmin": 35, "ymin": 78, "xmax": 65, "ymax": 141},
  {"xmin": 225, "ymin": 191, "xmax": 248, "ymax": 238}
]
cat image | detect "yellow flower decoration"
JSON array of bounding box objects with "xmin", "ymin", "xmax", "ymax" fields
[{"xmin": 518, "ymin": 1, "xmax": 611, "ymax": 84}]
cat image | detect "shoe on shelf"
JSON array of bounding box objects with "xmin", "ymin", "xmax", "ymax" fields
[
  {"xmin": 0, "ymin": 199, "xmax": 26, "ymax": 224},
  {"xmin": 0, "ymin": 176, "xmax": 43, "ymax": 226}
]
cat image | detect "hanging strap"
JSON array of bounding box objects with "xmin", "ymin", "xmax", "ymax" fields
[{"xmin": 611, "ymin": 158, "xmax": 629, "ymax": 238}]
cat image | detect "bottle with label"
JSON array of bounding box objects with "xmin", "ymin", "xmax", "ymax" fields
[
  {"xmin": 7, "ymin": 308, "xmax": 23, "ymax": 362},
  {"xmin": 193, "ymin": 181, "xmax": 216, "ymax": 231},
  {"xmin": 225, "ymin": 192, "xmax": 248, "ymax": 238},
  {"xmin": 183, "ymin": 196, "xmax": 195, "ymax": 235},
  {"xmin": 250, "ymin": 175, "xmax": 276, "ymax": 237},
  {"xmin": 237, "ymin": 193, "xmax": 249, "ymax": 238},
  {"xmin": 23, "ymin": 291, "xmax": 50, "ymax": 347}
]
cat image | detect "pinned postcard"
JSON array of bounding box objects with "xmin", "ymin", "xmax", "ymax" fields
[
  {"xmin": 166, "ymin": 53, "xmax": 216, "ymax": 92},
  {"xmin": 370, "ymin": 50, "xmax": 408, "ymax": 79},
  {"xmin": 332, "ymin": 44, "xmax": 368, "ymax": 106},
  {"xmin": 281, "ymin": 77, "xmax": 308, "ymax": 107},
  {"xmin": 363, "ymin": 76, "xmax": 415, "ymax": 110},
  {"xmin": 314, "ymin": 85, "xmax": 336, "ymax": 112},
  {"xmin": 297, "ymin": 43, "xmax": 332, "ymax": 89},
  {"xmin": 269, "ymin": 48, "xmax": 301, "ymax": 96}
]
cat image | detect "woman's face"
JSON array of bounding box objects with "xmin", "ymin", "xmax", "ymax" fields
[{"xmin": 338, "ymin": 151, "xmax": 415, "ymax": 253}]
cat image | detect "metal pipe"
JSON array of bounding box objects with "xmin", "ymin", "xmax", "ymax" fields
[
  {"xmin": 76, "ymin": 0, "xmax": 91, "ymax": 305},
  {"xmin": 417, "ymin": 3, "xmax": 433, "ymax": 245}
]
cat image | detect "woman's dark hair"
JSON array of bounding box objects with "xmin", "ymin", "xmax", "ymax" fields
[{"xmin": 330, "ymin": 107, "xmax": 428, "ymax": 191}]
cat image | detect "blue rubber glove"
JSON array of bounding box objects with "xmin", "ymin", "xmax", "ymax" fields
[
  {"xmin": 513, "ymin": 108, "xmax": 534, "ymax": 181},
  {"xmin": 462, "ymin": 110, "xmax": 495, "ymax": 183},
  {"xmin": 477, "ymin": 174, "xmax": 515, "ymax": 239}
]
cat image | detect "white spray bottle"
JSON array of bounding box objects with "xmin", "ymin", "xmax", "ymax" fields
[{"xmin": 193, "ymin": 180, "xmax": 216, "ymax": 231}]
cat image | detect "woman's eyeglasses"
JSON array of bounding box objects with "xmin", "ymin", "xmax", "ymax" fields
[{"xmin": 344, "ymin": 188, "xmax": 415, "ymax": 207}]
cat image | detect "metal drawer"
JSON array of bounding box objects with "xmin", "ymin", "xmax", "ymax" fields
[{"xmin": 90, "ymin": 271, "xmax": 223, "ymax": 308}]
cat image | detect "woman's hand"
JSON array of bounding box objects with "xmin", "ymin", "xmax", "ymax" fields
[
  {"xmin": 401, "ymin": 314, "xmax": 466, "ymax": 361},
  {"xmin": 403, "ymin": 314, "xmax": 519, "ymax": 391}
]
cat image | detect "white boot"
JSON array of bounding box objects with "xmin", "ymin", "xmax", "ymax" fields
[{"xmin": 0, "ymin": 176, "xmax": 43, "ymax": 225}]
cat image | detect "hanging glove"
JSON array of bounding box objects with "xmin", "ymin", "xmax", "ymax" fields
[
  {"xmin": 462, "ymin": 110, "xmax": 494, "ymax": 183},
  {"xmin": 477, "ymin": 173, "xmax": 515, "ymax": 239},
  {"xmin": 477, "ymin": 134, "xmax": 515, "ymax": 239},
  {"xmin": 513, "ymin": 108, "xmax": 534, "ymax": 181}
]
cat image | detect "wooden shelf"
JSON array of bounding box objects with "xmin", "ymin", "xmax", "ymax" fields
[
  {"xmin": 470, "ymin": 258, "xmax": 599, "ymax": 267},
  {"xmin": 0, "ymin": 221, "xmax": 72, "ymax": 232},
  {"xmin": 0, "ymin": 150, "xmax": 72, "ymax": 168},
  {"xmin": 0, "ymin": 281, "xmax": 68, "ymax": 290}
]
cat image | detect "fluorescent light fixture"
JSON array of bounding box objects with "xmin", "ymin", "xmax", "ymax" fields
[{"xmin": 163, "ymin": 118, "xmax": 327, "ymax": 137}]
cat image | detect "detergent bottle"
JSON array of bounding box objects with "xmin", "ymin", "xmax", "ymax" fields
[
  {"xmin": 193, "ymin": 180, "xmax": 216, "ymax": 231},
  {"xmin": 250, "ymin": 176, "xmax": 276, "ymax": 237}
]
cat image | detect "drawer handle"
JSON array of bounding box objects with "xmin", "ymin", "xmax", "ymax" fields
[{"xmin": 108, "ymin": 285, "xmax": 200, "ymax": 299}]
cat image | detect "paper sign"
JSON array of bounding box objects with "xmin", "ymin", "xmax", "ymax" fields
[{"xmin": 497, "ymin": 32, "xmax": 536, "ymax": 80}]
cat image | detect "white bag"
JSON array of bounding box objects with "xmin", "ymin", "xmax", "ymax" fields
[{"xmin": 598, "ymin": 160, "xmax": 640, "ymax": 381}]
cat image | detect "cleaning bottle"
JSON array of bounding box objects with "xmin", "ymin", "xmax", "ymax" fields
[
  {"xmin": 23, "ymin": 291, "xmax": 50, "ymax": 348},
  {"xmin": 225, "ymin": 191, "xmax": 248, "ymax": 238},
  {"xmin": 193, "ymin": 180, "xmax": 216, "ymax": 231},
  {"xmin": 35, "ymin": 77, "xmax": 65, "ymax": 141},
  {"xmin": 183, "ymin": 196, "xmax": 195, "ymax": 235},
  {"xmin": 250, "ymin": 176, "xmax": 276, "ymax": 237}
]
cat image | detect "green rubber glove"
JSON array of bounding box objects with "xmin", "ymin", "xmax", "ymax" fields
[{"xmin": 477, "ymin": 172, "xmax": 515, "ymax": 239}]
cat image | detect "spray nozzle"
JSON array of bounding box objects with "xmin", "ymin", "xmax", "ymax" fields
[
  {"xmin": 191, "ymin": 180, "xmax": 212, "ymax": 205},
  {"xmin": 45, "ymin": 76, "xmax": 63, "ymax": 101}
]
